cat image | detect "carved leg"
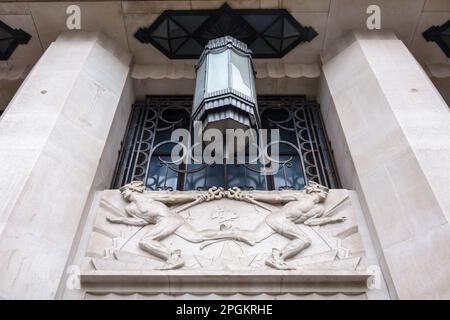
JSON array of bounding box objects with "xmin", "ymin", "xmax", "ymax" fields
[
  {"xmin": 199, "ymin": 226, "xmax": 264, "ymax": 245},
  {"xmin": 230, "ymin": 222, "xmax": 275, "ymax": 245},
  {"xmin": 175, "ymin": 223, "xmax": 209, "ymax": 243},
  {"xmin": 176, "ymin": 220, "xmax": 273, "ymax": 248},
  {"xmin": 265, "ymin": 214, "xmax": 311, "ymax": 270},
  {"xmin": 280, "ymin": 238, "xmax": 311, "ymax": 260},
  {"xmin": 138, "ymin": 216, "xmax": 184, "ymax": 270},
  {"xmin": 176, "ymin": 222, "xmax": 248, "ymax": 244},
  {"xmin": 139, "ymin": 238, "xmax": 171, "ymax": 260},
  {"xmin": 265, "ymin": 248, "xmax": 293, "ymax": 270},
  {"xmin": 139, "ymin": 237, "xmax": 185, "ymax": 270}
]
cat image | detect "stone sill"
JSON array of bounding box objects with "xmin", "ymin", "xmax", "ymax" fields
[{"xmin": 81, "ymin": 270, "xmax": 371, "ymax": 294}]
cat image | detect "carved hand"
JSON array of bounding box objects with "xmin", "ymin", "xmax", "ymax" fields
[
  {"xmin": 226, "ymin": 187, "xmax": 253, "ymax": 202},
  {"xmin": 332, "ymin": 216, "xmax": 346, "ymax": 223},
  {"xmin": 203, "ymin": 186, "xmax": 225, "ymax": 201}
]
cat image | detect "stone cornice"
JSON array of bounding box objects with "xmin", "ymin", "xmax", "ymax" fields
[{"xmin": 131, "ymin": 62, "xmax": 321, "ymax": 80}]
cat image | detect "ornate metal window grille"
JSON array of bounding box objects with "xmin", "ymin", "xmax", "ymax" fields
[{"xmin": 112, "ymin": 96, "xmax": 340, "ymax": 191}]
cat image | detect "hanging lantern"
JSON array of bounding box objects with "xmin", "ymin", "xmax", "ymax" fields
[{"xmin": 192, "ymin": 36, "xmax": 260, "ymax": 133}]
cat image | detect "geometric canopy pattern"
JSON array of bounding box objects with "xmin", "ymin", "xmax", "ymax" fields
[
  {"xmin": 423, "ymin": 20, "xmax": 450, "ymax": 58},
  {"xmin": 0, "ymin": 20, "xmax": 31, "ymax": 60},
  {"xmin": 135, "ymin": 4, "xmax": 318, "ymax": 59}
]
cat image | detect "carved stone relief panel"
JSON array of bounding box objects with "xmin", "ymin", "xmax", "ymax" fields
[{"xmin": 80, "ymin": 182, "xmax": 371, "ymax": 295}]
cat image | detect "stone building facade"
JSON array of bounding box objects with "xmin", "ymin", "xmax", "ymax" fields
[{"xmin": 0, "ymin": 0, "xmax": 449, "ymax": 300}]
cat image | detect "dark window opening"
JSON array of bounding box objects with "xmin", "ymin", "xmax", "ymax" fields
[{"xmin": 112, "ymin": 95, "xmax": 340, "ymax": 191}]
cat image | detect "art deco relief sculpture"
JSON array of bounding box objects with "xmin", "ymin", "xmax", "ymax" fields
[
  {"xmin": 106, "ymin": 181, "xmax": 255, "ymax": 270},
  {"xmin": 105, "ymin": 181, "xmax": 347, "ymax": 270},
  {"xmin": 225, "ymin": 183, "xmax": 347, "ymax": 269},
  {"xmin": 80, "ymin": 179, "xmax": 372, "ymax": 296}
]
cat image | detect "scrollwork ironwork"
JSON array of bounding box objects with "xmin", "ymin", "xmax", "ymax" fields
[{"xmin": 113, "ymin": 96, "xmax": 339, "ymax": 191}]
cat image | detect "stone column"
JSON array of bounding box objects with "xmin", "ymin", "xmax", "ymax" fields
[
  {"xmin": 319, "ymin": 30, "xmax": 450, "ymax": 299},
  {"xmin": 0, "ymin": 31, "xmax": 133, "ymax": 299}
]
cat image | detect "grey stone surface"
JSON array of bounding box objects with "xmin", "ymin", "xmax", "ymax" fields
[
  {"xmin": 320, "ymin": 30, "xmax": 450, "ymax": 299},
  {"xmin": 0, "ymin": 31, "xmax": 132, "ymax": 299}
]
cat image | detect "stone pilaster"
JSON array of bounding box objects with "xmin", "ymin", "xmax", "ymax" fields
[
  {"xmin": 319, "ymin": 30, "xmax": 450, "ymax": 299},
  {"xmin": 0, "ymin": 31, "xmax": 133, "ymax": 299}
]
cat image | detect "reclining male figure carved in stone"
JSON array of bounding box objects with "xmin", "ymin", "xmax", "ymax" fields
[
  {"xmin": 105, "ymin": 181, "xmax": 256, "ymax": 270},
  {"xmin": 224, "ymin": 182, "xmax": 347, "ymax": 270},
  {"xmin": 106, "ymin": 180, "xmax": 347, "ymax": 270}
]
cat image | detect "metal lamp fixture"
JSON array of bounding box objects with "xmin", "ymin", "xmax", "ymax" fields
[{"xmin": 192, "ymin": 36, "xmax": 260, "ymax": 133}]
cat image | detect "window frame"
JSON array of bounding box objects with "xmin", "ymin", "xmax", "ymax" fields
[{"xmin": 112, "ymin": 95, "xmax": 340, "ymax": 191}]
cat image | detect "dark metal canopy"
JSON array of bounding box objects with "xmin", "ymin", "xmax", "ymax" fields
[
  {"xmin": 0, "ymin": 20, "xmax": 31, "ymax": 60},
  {"xmin": 135, "ymin": 3, "xmax": 318, "ymax": 59},
  {"xmin": 423, "ymin": 20, "xmax": 450, "ymax": 58}
]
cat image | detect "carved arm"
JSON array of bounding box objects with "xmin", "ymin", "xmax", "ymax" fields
[
  {"xmin": 304, "ymin": 215, "xmax": 346, "ymax": 226},
  {"xmin": 241, "ymin": 190, "xmax": 301, "ymax": 204},
  {"xmin": 106, "ymin": 215, "xmax": 149, "ymax": 226},
  {"xmin": 141, "ymin": 193, "xmax": 199, "ymax": 205},
  {"xmin": 138, "ymin": 187, "xmax": 223, "ymax": 205}
]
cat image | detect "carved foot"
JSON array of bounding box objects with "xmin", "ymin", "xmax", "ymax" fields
[
  {"xmin": 265, "ymin": 248, "xmax": 295, "ymax": 270},
  {"xmin": 159, "ymin": 249, "xmax": 184, "ymax": 270}
]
